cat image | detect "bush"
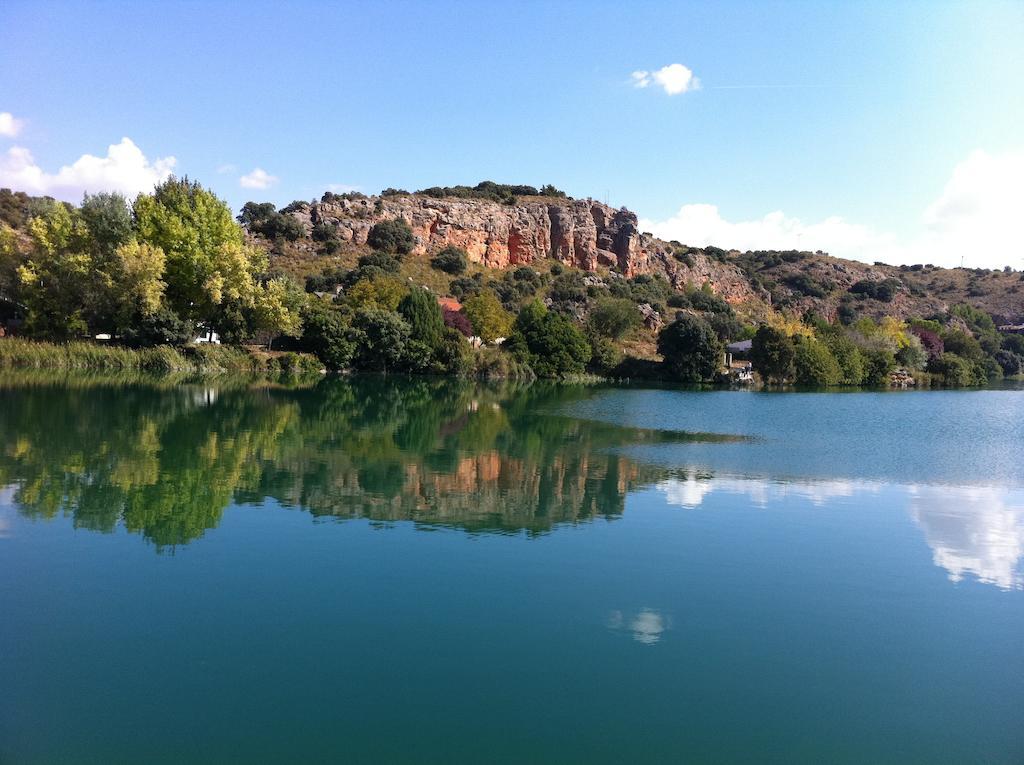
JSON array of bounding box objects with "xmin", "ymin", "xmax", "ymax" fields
[
  {"xmin": 587, "ymin": 334, "xmax": 622, "ymax": 375},
  {"xmin": 657, "ymin": 313, "xmax": 723, "ymax": 382},
  {"xmin": 357, "ymin": 252, "xmax": 401, "ymax": 274},
  {"xmin": 862, "ymin": 348, "xmax": 896, "ymax": 386},
  {"xmin": 120, "ymin": 307, "xmax": 194, "ymax": 348},
  {"xmin": 928, "ymin": 352, "xmax": 978, "ymax": 387},
  {"xmin": 548, "ymin": 271, "xmax": 588, "ymax": 303},
  {"xmin": 587, "ymin": 297, "xmax": 639, "ymax": 339},
  {"xmin": 849, "ymin": 278, "xmax": 900, "ymax": 302},
  {"xmin": 366, "ymin": 219, "xmax": 415, "ymax": 255},
  {"xmin": 430, "ymin": 246, "xmax": 468, "ymax": 275},
  {"xmin": 793, "ymin": 337, "xmax": 841, "ymax": 387}
]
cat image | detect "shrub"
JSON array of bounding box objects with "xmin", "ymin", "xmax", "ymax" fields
[
  {"xmin": 366, "ymin": 219, "xmax": 415, "ymax": 255},
  {"xmin": 443, "ymin": 307, "xmax": 473, "ymax": 337},
  {"xmin": 793, "ymin": 337, "xmax": 841, "ymax": 387},
  {"xmin": 430, "ymin": 246, "xmax": 468, "ymax": 275},
  {"xmin": 849, "ymin": 278, "xmax": 900, "ymax": 302},
  {"xmin": 587, "ymin": 297, "xmax": 639, "ymax": 339},
  {"xmin": 657, "ymin": 313, "xmax": 723, "ymax": 382},
  {"xmin": 548, "ymin": 271, "xmax": 588, "ymax": 303}
]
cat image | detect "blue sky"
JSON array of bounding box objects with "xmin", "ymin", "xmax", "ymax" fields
[{"xmin": 1, "ymin": 0, "xmax": 1022, "ymax": 267}]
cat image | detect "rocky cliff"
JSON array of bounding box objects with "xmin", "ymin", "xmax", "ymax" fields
[
  {"xmin": 289, "ymin": 193, "xmax": 761, "ymax": 304},
  {"xmin": 300, "ymin": 194, "xmax": 650, "ymax": 274}
]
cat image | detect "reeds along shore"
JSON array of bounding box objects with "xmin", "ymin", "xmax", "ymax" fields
[{"xmin": 0, "ymin": 338, "xmax": 323, "ymax": 376}]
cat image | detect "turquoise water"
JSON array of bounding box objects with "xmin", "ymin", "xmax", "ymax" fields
[{"xmin": 1, "ymin": 377, "xmax": 1022, "ymax": 763}]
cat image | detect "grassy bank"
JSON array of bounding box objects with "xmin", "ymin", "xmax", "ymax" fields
[{"xmin": 0, "ymin": 338, "xmax": 323, "ymax": 376}]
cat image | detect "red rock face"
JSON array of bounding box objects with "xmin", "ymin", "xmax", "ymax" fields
[{"xmin": 310, "ymin": 195, "xmax": 650, "ymax": 275}]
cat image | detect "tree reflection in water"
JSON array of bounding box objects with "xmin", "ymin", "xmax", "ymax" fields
[{"xmin": 0, "ymin": 374, "xmax": 744, "ymax": 549}]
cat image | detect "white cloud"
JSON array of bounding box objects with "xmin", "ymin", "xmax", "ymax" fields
[
  {"xmin": 216, "ymin": 163, "xmax": 237, "ymax": 175},
  {"xmin": 640, "ymin": 148, "xmax": 1024, "ymax": 269},
  {"xmin": 631, "ymin": 63, "xmax": 700, "ymax": 95},
  {"xmin": 0, "ymin": 137, "xmax": 175, "ymax": 201},
  {"xmin": 908, "ymin": 485, "xmax": 1024, "ymax": 590},
  {"xmin": 0, "ymin": 112, "xmax": 24, "ymax": 138},
  {"xmin": 239, "ymin": 167, "xmax": 278, "ymax": 190},
  {"xmin": 326, "ymin": 183, "xmax": 360, "ymax": 193}
]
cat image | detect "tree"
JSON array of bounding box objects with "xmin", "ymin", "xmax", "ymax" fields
[
  {"xmin": 751, "ymin": 326, "xmax": 795, "ymax": 383},
  {"xmin": 366, "ymin": 219, "xmax": 415, "ymax": 255},
  {"xmin": 398, "ymin": 286, "xmax": 444, "ymax": 350},
  {"xmin": 657, "ymin": 313, "xmax": 723, "ymax": 382},
  {"xmin": 588, "ymin": 297, "xmax": 639, "ymax": 339},
  {"xmin": 994, "ymin": 349, "xmax": 1022, "ymax": 376},
  {"xmin": 299, "ymin": 300, "xmax": 354, "ymax": 369},
  {"xmin": 823, "ymin": 332, "xmax": 865, "ymax": 385},
  {"xmin": 443, "ymin": 307, "xmax": 473, "ymax": 337},
  {"xmin": 349, "ymin": 308, "xmax": 411, "ymax": 372},
  {"xmin": 345, "ymin": 275, "xmax": 408, "ymax": 311},
  {"xmin": 16, "ymin": 203, "xmax": 94, "ymax": 338},
  {"xmin": 895, "ymin": 333, "xmax": 928, "ymax": 370},
  {"xmin": 862, "ymin": 348, "xmax": 896, "ymax": 386},
  {"xmin": 929, "ymin": 352, "xmax": 976, "ymax": 387},
  {"xmin": 80, "ymin": 192, "xmax": 133, "ymax": 255},
  {"xmin": 108, "ymin": 240, "xmax": 167, "ymax": 333},
  {"xmin": 507, "ymin": 300, "xmax": 591, "ymax": 377},
  {"xmin": 793, "ymin": 337, "xmax": 841, "ymax": 387},
  {"xmin": 462, "ymin": 291, "xmax": 513, "ymax": 342},
  {"xmin": 430, "ymin": 246, "xmax": 468, "ymax": 275},
  {"xmin": 135, "ymin": 177, "xmax": 267, "ymax": 325}
]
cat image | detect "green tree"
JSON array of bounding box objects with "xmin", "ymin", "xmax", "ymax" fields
[
  {"xmin": 16, "ymin": 203, "xmax": 94, "ymax": 338},
  {"xmin": 862, "ymin": 348, "xmax": 896, "ymax": 386},
  {"xmin": 462, "ymin": 290, "xmax": 513, "ymax": 342},
  {"xmin": 398, "ymin": 286, "xmax": 444, "ymax": 350},
  {"xmin": 367, "ymin": 219, "xmax": 415, "ymax": 255},
  {"xmin": 507, "ymin": 300, "xmax": 591, "ymax": 377},
  {"xmin": 134, "ymin": 177, "xmax": 267, "ymax": 325},
  {"xmin": 751, "ymin": 326, "xmax": 795, "ymax": 383},
  {"xmin": 657, "ymin": 313, "xmax": 723, "ymax": 382},
  {"xmin": 793, "ymin": 337, "xmax": 841, "ymax": 387},
  {"xmin": 299, "ymin": 300, "xmax": 354, "ymax": 369},
  {"xmin": 823, "ymin": 332, "xmax": 865, "ymax": 385},
  {"xmin": 588, "ymin": 297, "xmax": 639, "ymax": 339},
  {"xmin": 349, "ymin": 308, "xmax": 411, "ymax": 372},
  {"xmin": 430, "ymin": 246, "xmax": 468, "ymax": 275}
]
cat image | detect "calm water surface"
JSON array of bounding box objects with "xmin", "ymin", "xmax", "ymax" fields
[{"xmin": 1, "ymin": 375, "xmax": 1022, "ymax": 764}]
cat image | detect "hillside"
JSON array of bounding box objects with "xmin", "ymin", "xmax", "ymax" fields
[{"xmin": 249, "ymin": 186, "xmax": 1024, "ymax": 325}]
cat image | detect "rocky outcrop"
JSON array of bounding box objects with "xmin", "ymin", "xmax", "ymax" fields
[{"xmin": 303, "ymin": 194, "xmax": 651, "ymax": 275}]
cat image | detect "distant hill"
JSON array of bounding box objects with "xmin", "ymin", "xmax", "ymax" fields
[{"xmin": 240, "ymin": 185, "xmax": 1024, "ymax": 324}]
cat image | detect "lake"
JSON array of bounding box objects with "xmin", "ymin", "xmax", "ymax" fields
[{"xmin": 1, "ymin": 375, "xmax": 1022, "ymax": 764}]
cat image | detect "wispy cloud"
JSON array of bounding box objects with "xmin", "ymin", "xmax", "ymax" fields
[
  {"xmin": 0, "ymin": 111, "xmax": 25, "ymax": 138},
  {"xmin": 0, "ymin": 137, "xmax": 176, "ymax": 201},
  {"xmin": 631, "ymin": 63, "xmax": 700, "ymax": 95},
  {"xmin": 239, "ymin": 167, "xmax": 278, "ymax": 190},
  {"xmin": 216, "ymin": 163, "xmax": 237, "ymax": 175}
]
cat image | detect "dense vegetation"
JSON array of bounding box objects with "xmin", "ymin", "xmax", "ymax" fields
[{"xmin": 3, "ymin": 181, "xmax": 1021, "ymax": 387}]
